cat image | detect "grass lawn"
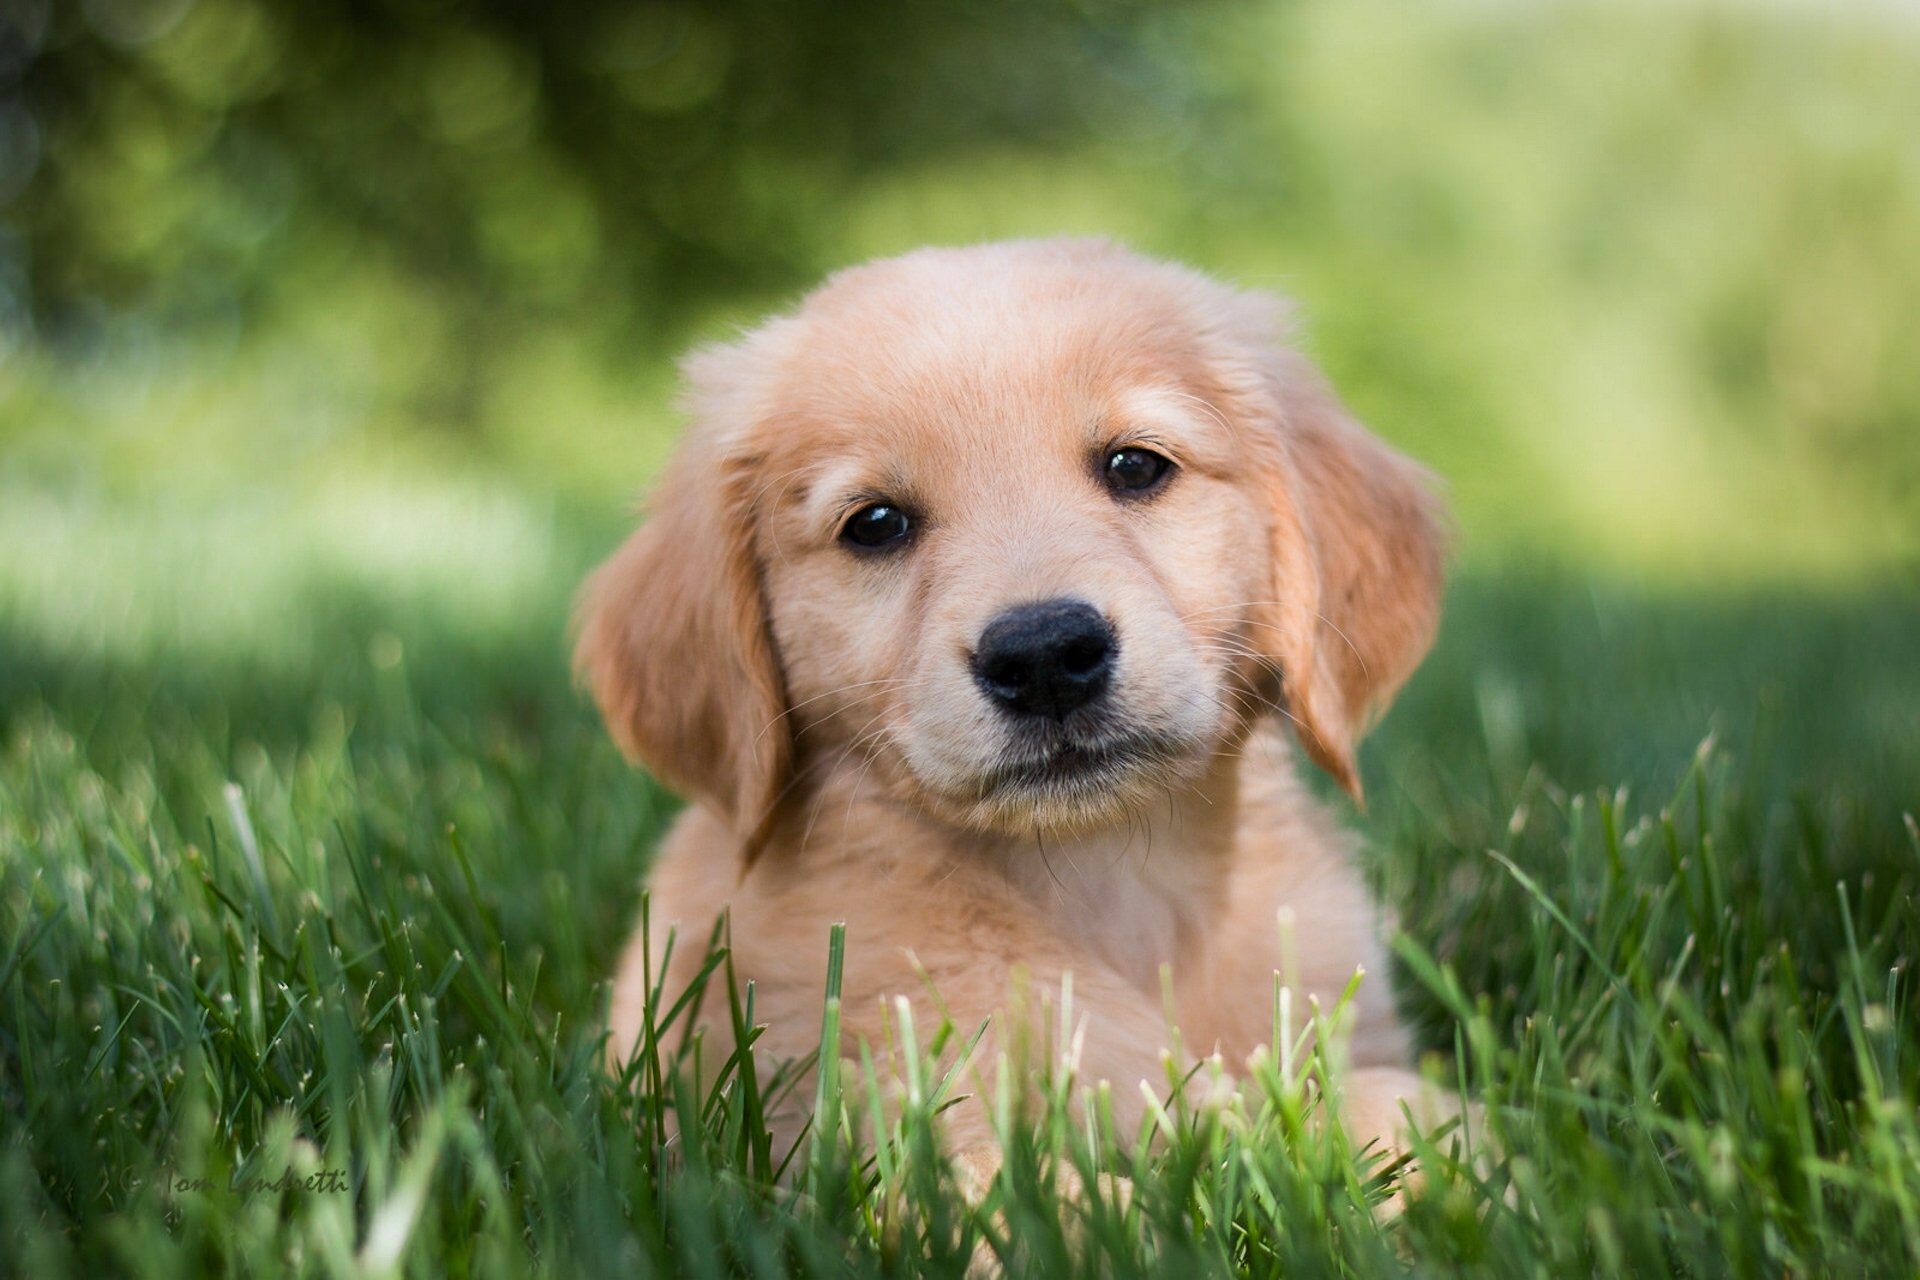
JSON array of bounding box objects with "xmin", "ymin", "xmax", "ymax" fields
[{"xmin": 3, "ymin": 556, "xmax": 1916, "ymax": 1277}]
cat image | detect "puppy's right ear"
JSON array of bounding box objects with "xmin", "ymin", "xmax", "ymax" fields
[{"xmin": 573, "ymin": 331, "xmax": 796, "ymax": 846}]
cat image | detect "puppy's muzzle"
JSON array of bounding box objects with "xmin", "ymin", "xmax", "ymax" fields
[{"xmin": 969, "ymin": 599, "xmax": 1116, "ymax": 720}]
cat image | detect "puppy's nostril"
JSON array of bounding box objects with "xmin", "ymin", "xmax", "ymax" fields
[
  {"xmin": 1058, "ymin": 635, "xmax": 1108, "ymax": 677},
  {"xmin": 970, "ymin": 598, "xmax": 1116, "ymax": 719}
]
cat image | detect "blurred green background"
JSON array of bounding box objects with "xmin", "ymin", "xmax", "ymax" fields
[{"xmin": 3, "ymin": 0, "xmax": 1917, "ymax": 682}]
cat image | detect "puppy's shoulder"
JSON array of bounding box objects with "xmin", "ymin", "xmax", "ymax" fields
[{"xmin": 646, "ymin": 804, "xmax": 744, "ymax": 922}]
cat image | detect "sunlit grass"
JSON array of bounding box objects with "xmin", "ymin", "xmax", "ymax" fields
[{"xmin": 0, "ymin": 473, "xmax": 573, "ymax": 667}]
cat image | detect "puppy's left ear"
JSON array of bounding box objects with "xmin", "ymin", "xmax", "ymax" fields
[{"xmin": 1253, "ymin": 348, "xmax": 1448, "ymax": 800}]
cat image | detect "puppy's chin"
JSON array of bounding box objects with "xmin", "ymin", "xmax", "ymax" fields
[{"xmin": 904, "ymin": 731, "xmax": 1213, "ymax": 837}]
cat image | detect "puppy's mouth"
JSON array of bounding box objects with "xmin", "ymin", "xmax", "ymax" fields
[{"xmin": 975, "ymin": 729, "xmax": 1190, "ymax": 799}]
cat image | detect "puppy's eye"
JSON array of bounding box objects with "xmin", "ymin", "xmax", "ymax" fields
[
  {"xmin": 1104, "ymin": 447, "xmax": 1174, "ymax": 495},
  {"xmin": 841, "ymin": 503, "xmax": 912, "ymax": 550}
]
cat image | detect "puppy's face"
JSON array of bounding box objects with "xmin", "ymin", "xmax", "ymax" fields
[
  {"xmin": 752, "ymin": 284, "xmax": 1274, "ymax": 833},
  {"xmin": 578, "ymin": 241, "xmax": 1444, "ymax": 846}
]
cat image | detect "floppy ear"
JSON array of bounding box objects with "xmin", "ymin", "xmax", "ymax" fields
[
  {"xmin": 1255, "ymin": 349, "xmax": 1448, "ymax": 800},
  {"xmin": 573, "ymin": 347, "xmax": 794, "ymax": 848}
]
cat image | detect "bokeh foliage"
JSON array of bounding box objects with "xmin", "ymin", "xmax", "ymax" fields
[
  {"xmin": 10, "ymin": 0, "xmax": 1186, "ymax": 320},
  {"xmin": 1, "ymin": 0, "xmax": 1917, "ymax": 647}
]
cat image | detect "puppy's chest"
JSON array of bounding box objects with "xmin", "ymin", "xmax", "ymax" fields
[{"xmin": 1017, "ymin": 843, "xmax": 1217, "ymax": 993}]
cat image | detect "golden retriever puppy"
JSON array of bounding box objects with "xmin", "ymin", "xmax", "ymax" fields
[{"xmin": 578, "ymin": 238, "xmax": 1448, "ymax": 1169}]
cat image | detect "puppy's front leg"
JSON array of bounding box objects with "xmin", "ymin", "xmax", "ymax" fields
[
  {"xmin": 823, "ymin": 949, "xmax": 1186, "ymax": 1161},
  {"xmin": 1333, "ymin": 1065, "xmax": 1457, "ymax": 1155}
]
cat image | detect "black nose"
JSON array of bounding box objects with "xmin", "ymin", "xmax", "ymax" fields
[{"xmin": 970, "ymin": 599, "xmax": 1116, "ymax": 719}]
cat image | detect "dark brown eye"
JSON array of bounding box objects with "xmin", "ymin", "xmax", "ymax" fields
[
  {"xmin": 841, "ymin": 503, "xmax": 912, "ymax": 550},
  {"xmin": 1104, "ymin": 447, "xmax": 1174, "ymax": 495}
]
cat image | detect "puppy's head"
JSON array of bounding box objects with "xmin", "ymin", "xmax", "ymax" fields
[{"xmin": 577, "ymin": 240, "xmax": 1445, "ymax": 846}]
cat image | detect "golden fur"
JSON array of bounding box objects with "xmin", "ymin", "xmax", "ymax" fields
[{"xmin": 578, "ymin": 239, "xmax": 1449, "ymax": 1162}]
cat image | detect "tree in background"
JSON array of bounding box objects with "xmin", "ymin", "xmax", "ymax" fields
[{"xmin": 1, "ymin": 0, "xmax": 1191, "ymax": 358}]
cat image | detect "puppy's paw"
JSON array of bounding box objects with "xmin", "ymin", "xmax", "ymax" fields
[
  {"xmin": 1334, "ymin": 1066, "xmax": 1487, "ymax": 1211},
  {"xmin": 953, "ymin": 1144, "xmax": 1135, "ymax": 1277}
]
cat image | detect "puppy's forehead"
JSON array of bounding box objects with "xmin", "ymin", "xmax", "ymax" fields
[{"xmin": 772, "ymin": 262, "xmax": 1230, "ymax": 456}]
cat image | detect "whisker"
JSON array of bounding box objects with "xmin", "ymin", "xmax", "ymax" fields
[
  {"xmin": 792, "ymin": 704, "xmax": 897, "ymax": 855},
  {"xmin": 1032, "ymin": 826, "xmax": 1071, "ymax": 898},
  {"xmin": 755, "ymin": 676, "xmax": 919, "ymax": 746}
]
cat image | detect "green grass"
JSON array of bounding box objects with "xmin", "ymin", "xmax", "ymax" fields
[{"xmin": 3, "ymin": 567, "xmax": 1916, "ymax": 1276}]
